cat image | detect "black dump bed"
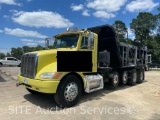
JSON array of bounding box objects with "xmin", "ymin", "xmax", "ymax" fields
[
  {"xmin": 88, "ymin": 25, "xmax": 121, "ymax": 68},
  {"xmin": 88, "ymin": 24, "xmax": 147, "ymax": 68}
]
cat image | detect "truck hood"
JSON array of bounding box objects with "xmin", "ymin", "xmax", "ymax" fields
[
  {"xmin": 27, "ymin": 48, "xmax": 77, "ymax": 55},
  {"xmin": 26, "ymin": 48, "xmax": 77, "ymax": 73}
]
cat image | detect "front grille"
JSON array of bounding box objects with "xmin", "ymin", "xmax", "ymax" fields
[{"xmin": 21, "ymin": 54, "xmax": 38, "ymax": 79}]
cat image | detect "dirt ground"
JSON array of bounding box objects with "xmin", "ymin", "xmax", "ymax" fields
[{"xmin": 0, "ymin": 67, "xmax": 160, "ymax": 120}]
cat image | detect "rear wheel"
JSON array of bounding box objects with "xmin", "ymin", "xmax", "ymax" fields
[
  {"xmin": 54, "ymin": 75, "xmax": 82, "ymax": 108},
  {"xmin": 137, "ymin": 69, "xmax": 144, "ymax": 84},
  {"xmin": 128, "ymin": 69, "xmax": 137, "ymax": 86},
  {"xmin": 120, "ymin": 71, "xmax": 128, "ymax": 85},
  {"xmin": 109, "ymin": 72, "xmax": 119, "ymax": 88}
]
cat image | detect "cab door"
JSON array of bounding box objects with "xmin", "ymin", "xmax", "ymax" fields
[{"xmin": 79, "ymin": 32, "xmax": 97, "ymax": 72}]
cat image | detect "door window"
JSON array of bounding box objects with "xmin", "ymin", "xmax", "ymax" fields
[
  {"xmin": 80, "ymin": 36, "xmax": 94, "ymax": 50},
  {"xmin": 7, "ymin": 58, "xmax": 17, "ymax": 61}
]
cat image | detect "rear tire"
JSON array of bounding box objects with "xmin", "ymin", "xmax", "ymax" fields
[
  {"xmin": 120, "ymin": 71, "xmax": 128, "ymax": 85},
  {"xmin": 54, "ymin": 75, "xmax": 82, "ymax": 108},
  {"xmin": 128, "ymin": 69, "xmax": 137, "ymax": 86},
  {"xmin": 109, "ymin": 72, "xmax": 119, "ymax": 88},
  {"xmin": 137, "ymin": 69, "xmax": 144, "ymax": 84}
]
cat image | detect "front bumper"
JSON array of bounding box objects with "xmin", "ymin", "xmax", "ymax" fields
[{"xmin": 18, "ymin": 75, "xmax": 59, "ymax": 93}]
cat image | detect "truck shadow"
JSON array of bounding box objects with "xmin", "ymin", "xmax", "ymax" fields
[
  {"xmin": 24, "ymin": 93, "xmax": 57, "ymax": 109},
  {"xmin": 78, "ymin": 84, "xmax": 134, "ymax": 104},
  {"xmin": 23, "ymin": 81, "xmax": 148, "ymax": 110}
]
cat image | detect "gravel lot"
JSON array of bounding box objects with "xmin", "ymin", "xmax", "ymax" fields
[{"xmin": 0, "ymin": 67, "xmax": 160, "ymax": 120}]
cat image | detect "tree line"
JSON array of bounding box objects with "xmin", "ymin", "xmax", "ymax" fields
[
  {"xmin": 0, "ymin": 7, "xmax": 160, "ymax": 63},
  {"xmin": 113, "ymin": 7, "xmax": 160, "ymax": 63},
  {"xmin": 0, "ymin": 45, "xmax": 44, "ymax": 59}
]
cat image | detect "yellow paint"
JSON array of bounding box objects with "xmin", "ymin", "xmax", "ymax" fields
[{"xmin": 18, "ymin": 31, "xmax": 98, "ymax": 93}]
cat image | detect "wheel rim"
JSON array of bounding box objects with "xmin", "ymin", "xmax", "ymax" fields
[
  {"xmin": 133, "ymin": 72, "xmax": 137, "ymax": 83},
  {"xmin": 64, "ymin": 82, "xmax": 78, "ymax": 101},
  {"xmin": 113, "ymin": 74, "xmax": 119, "ymax": 85},
  {"xmin": 123, "ymin": 72, "xmax": 128, "ymax": 84}
]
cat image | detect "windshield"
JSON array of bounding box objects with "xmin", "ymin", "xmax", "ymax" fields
[{"xmin": 54, "ymin": 34, "xmax": 79, "ymax": 48}]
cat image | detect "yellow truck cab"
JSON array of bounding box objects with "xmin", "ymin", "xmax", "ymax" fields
[{"xmin": 17, "ymin": 24, "xmax": 146, "ymax": 108}]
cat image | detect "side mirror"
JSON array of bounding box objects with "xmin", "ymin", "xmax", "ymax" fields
[
  {"xmin": 88, "ymin": 32, "xmax": 94, "ymax": 49},
  {"xmin": 45, "ymin": 38, "xmax": 49, "ymax": 49}
]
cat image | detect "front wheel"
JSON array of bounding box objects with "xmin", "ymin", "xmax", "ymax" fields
[{"xmin": 54, "ymin": 75, "xmax": 82, "ymax": 108}]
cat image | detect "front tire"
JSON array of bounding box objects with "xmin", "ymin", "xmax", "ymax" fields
[{"xmin": 54, "ymin": 75, "xmax": 82, "ymax": 108}]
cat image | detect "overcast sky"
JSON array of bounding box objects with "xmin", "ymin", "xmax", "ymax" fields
[{"xmin": 0, "ymin": 0, "xmax": 159, "ymax": 53}]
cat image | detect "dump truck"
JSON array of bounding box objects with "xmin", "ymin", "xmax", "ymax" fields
[{"xmin": 17, "ymin": 24, "xmax": 147, "ymax": 108}]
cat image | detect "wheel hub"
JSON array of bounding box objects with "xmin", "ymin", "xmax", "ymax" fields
[
  {"xmin": 64, "ymin": 82, "xmax": 78, "ymax": 101},
  {"xmin": 113, "ymin": 75, "xmax": 118, "ymax": 84},
  {"xmin": 123, "ymin": 73, "xmax": 127, "ymax": 83}
]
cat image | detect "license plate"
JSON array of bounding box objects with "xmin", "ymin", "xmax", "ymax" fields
[{"xmin": 24, "ymin": 78, "xmax": 28, "ymax": 84}]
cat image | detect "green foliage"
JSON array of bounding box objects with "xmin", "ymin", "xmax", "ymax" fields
[
  {"xmin": 11, "ymin": 47, "xmax": 23, "ymax": 59},
  {"xmin": 146, "ymin": 38, "xmax": 160, "ymax": 63},
  {"xmin": 129, "ymin": 9, "xmax": 160, "ymax": 63},
  {"xmin": 6, "ymin": 52, "xmax": 11, "ymax": 57},
  {"xmin": 130, "ymin": 12, "xmax": 157, "ymax": 42},
  {"xmin": 154, "ymin": 34, "xmax": 160, "ymax": 44},
  {"xmin": 148, "ymin": 34, "xmax": 160, "ymax": 64},
  {"xmin": 113, "ymin": 20, "xmax": 127, "ymax": 42},
  {"xmin": 33, "ymin": 45, "xmax": 45, "ymax": 51},
  {"xmin": 0, "ymin": 53, "xmax": 5, "ymax": 59},
  {"xmin": 157, "ymin": 7, "xmax": 160, "ymax": 33},
  {"xmin": 11, "ymin": 45, "xmax": 45, "ymax": 59},
  {"xmin": 22, "ymin": 46, "xmax": 34, "ymax": 53}
]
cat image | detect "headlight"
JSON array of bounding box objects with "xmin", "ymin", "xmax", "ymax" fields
[{"xmin": 39, "ymin": 72, "xmax": 62, "ymax": 79}]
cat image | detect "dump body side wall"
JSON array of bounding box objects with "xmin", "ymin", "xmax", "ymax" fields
[
  {"xmin": 88, "ymin": 25, "xmax": 121, "ymax": 68},
  {"xmin": 88, "ymin": 24, "xmax": 146, "ymax": 68}
]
